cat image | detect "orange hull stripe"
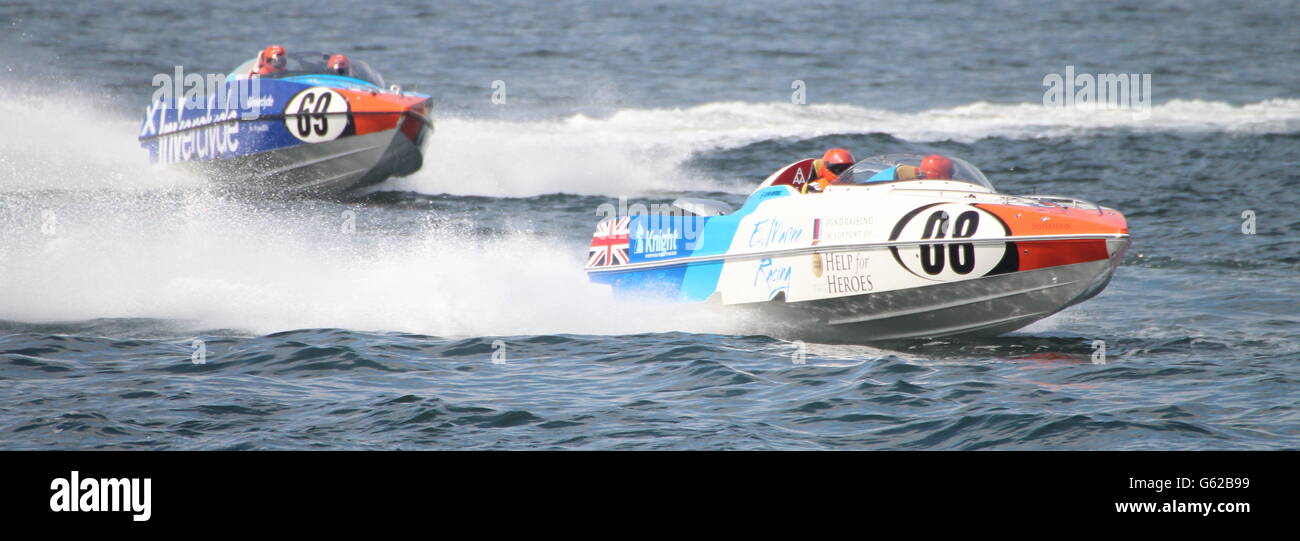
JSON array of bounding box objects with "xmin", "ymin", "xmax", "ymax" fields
[
  {"xmin": 335, "ymin": 90, "xmax": 428, "ymax": 136},
  {"xmin": 976, "ymin": 203, "xmax": 1128, "ymax": 237},
  {"xmin": 1015, "ymin": 239, "xmax": 1111, "ymax": 271}
]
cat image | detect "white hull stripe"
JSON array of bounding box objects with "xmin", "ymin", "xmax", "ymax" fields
[{"xmin": 586, "ymin": 233, "xmax": 1129, "ymax": 274}]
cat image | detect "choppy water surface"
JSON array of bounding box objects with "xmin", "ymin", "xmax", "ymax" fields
[{"xmin": 0, "ymin": 0, "xmax": 1296, "ymax": 449}]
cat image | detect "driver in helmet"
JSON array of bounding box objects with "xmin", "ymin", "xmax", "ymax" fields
[
  {"xmin": 860, "ymin": 155, "xmax": 957, "ymax": 182},
  {"xmin": 328, "ymin": 54, "xmax": 351, "ymax": 76},
  {"xmin": 253, "ymin": 45, "xmax": 287, "ymax": 76},
  {"xmin": 803, "ymin": 148, "xmax": 855, "ymax": 193},
  {"xmin": 919, "ymin": 154, "xmax": 954, "ymax": 180}
]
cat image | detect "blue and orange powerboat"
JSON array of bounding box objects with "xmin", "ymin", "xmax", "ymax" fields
[{"xmin": 138, "ymin": 49, "xmax": 432, "ymax": 196}]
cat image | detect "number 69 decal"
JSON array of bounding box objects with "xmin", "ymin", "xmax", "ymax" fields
[
  {"xmin": 889, "ymin": 203, "xmax": 1013, "ymax": 281},
  {"xmin": 284, "ymin": 87, "xmax": 350, "ymax": 143}
]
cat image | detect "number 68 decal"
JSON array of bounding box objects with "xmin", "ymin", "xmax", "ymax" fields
[
  {"xmin": 919, "ymin": 210, "xmax": 978, "ymax": 275},
  {"xmin": 890, "ymin": 203, "xmax": 1011, "ymax": 281},
  {"xmin": 284, "ymin": 87, "xmax": 350, "ymax": 143}
]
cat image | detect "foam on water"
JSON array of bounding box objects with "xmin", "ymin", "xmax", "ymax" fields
[
  {"xmin": 0, "ymin": 191, "xmax": 753, "ymax": 337},
  {"xmin": 0, "ymin": 90, "xmax": 740, "ymax": 336},
  {"xmin": 0, "ymin": 88, "xmax": 203, "ymax": 192}
]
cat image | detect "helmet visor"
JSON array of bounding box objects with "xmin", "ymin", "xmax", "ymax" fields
[{"xmin": 826, "ymin": 162, "xmax": 854, "ymax": 175}]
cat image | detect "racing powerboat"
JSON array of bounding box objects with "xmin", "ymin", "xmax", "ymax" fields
[
  {"xmin": 585, "ymin": 154, "xmax": 1130, "ymax": 341},
  {"xmin": 137, "ymin": 50, "xmax": 433, "ymax": 196}
]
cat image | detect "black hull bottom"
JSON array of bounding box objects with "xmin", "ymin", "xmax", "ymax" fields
[{"xmin": 742, "ymin": 239, "xmax": 1127, "ymax": 343}]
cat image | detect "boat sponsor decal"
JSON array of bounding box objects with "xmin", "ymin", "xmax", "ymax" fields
[
  {"xmin": 817, "ymin": 215, "xmax": 875, "ymax": 244},
  {"xmin": 141, "ymin": 89, "xmax": 258, "ymax": 164},
  {"xmin": 587, "ymin": 217, "xmax": 631, "ymax": 268},
  {"xmin": 140, "ymin": 79, "xmax": 312, "ymax": 162},
  {"xmin": 244, "ymin": 95, "xmax": 275, "ymax": 109},
  {"xmin": 753, "ymin": 257, "xmax": 792, "ymax": 300},
  {"xmin": 140, "ymin": 79, "xmax": 277, "ymax": 141},
  {"xmin": 746, "ymin": 217, "xmax": 805, "ymax": 251},
  {"xmin": 284, "ymin": 87, "xmax": 351, "ymax": 143},
  {"xmin": 628, "ymin": 217, "xmax": 693, "ymax": 260},
  {"xmin": 763, "ymin": 158, "xmax": 816, "ymax": 191},
  {"xmin": 140, "ymin": 78, "xmax": 427, "ymax": 165},
  {"xmin": 888, "ymin": 203, "xmax": 1014, "ymax": 282},
  {"xmin": 148, "ymin": 109, "xmax": 244, "ymax": 165},
  {"xmin": 680, "ymin": 188, "xmax": 790, "ymax": 301},
  {"xmin": 790, "ymin": 167, "xmax": 808, "ymax": 190},
  {"xmin": 631, "ymin": 227, "xmax": 679, "ymax": 258},
  {"xmin": 821, "ymin": 251, "xmax": 874, "ymax": 295}
]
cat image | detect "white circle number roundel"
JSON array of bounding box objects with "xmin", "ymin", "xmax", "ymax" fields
[
  {"xmin": 284, "ymin": 87, "xmax": 349, "ymax": 143},
  {"xmin": 892, "ymin": 203, "xmax": 1008, "ymax": 281}
]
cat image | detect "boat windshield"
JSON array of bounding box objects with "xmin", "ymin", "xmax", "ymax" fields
[
  {"xmin": 831, "ymin": 153, "xmax": 995, "ymax": 191},
  {"xmin": 228, "ymin": 51, "xmax": 386, "ymax": 87}
]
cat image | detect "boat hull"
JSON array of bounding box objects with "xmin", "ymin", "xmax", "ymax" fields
[
  {"xmin": 179, "ymin": 122, "xmax": 426, "ymax": 196},
  {"xmin": 749, "ymin": 239, "xmax": 1127, "ymax": 341}
]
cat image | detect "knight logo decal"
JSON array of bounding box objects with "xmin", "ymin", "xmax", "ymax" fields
[
  {"xmin": 631, "ymin": 221, "xmax": 682, "ymax": 259},
  {"xmin": 791, "ymin": 166, "xmax": 806, "ymax": 188},
  {"xmin": 284, "ymin": 87, "xmax": 350, "ymax": 143},
  {"xmin": 888, "ymin": 203, "xmax": 1015, "ymax": 281}
]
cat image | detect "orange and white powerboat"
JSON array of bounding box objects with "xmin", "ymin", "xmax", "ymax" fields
[{"xmin": 585, "ymin": 153, "xmax": 1129, "ymax": 341}]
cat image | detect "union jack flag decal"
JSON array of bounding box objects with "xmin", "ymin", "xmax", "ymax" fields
[{"xmin": 587, "ymin": 217, "xmax": 630, "ymax": 268}]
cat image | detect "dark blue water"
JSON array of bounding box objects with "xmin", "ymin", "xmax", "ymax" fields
[{"xmin": 0, "ymin": 0, "xmax": 1296, "ymax": 449}]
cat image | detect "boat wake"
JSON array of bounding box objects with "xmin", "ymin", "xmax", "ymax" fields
[
  {"xmin": 0, "ymin": 189, "xmax": 752, "ymax": 337},
  {"xmin": 0, "ymin": 87, "xmax": 203, "ymax": 193}
]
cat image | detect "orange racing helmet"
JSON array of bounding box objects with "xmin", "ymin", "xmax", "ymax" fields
[
  {"xmin": 257, "ymin": 45, "xmax": 287, "ymax": 75},
  {"xmin": 822, "ymin": 148, "xmax": 856, "ymax": 177},
  {"xmin": 919, "ymin": 154, "xmax": 954, "ymax": 180},
  {"xmin": 328, "ymin": 54, "xmax": 351, "ymax": 76},
  {"xmin": 805, "ymin": 148, "xmax": 856, "ymax": 193}
]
